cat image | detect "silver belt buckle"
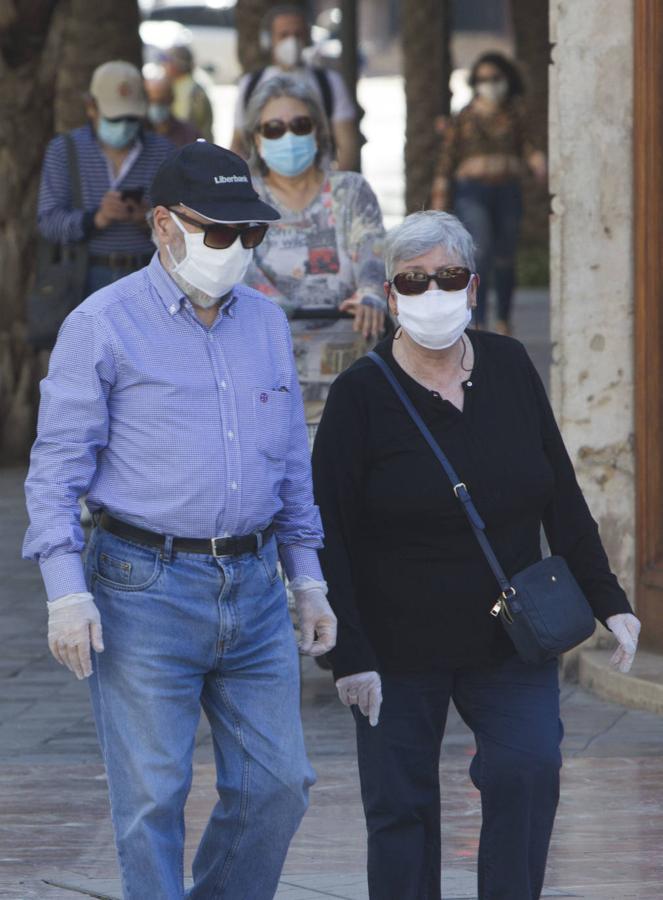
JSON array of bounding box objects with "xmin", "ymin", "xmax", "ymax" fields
[{"xmin": 211, "ymin": 536, "xmax": 224, "ymax": 558}]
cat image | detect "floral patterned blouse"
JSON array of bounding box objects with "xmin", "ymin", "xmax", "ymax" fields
[{"xmin": 245, "ymin": 170, "xmax": 386, "ymax": 413}]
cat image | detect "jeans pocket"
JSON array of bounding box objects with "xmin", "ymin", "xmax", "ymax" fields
[
  {"xmin": 259, "ymin": 540, "xmax": 280, "ymax": 585},
  {"xmin": 93, "ymin": 535, "xmax": 163, "ymax": 592}
]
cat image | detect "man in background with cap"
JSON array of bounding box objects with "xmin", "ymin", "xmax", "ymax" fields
[
  {"xmin": 24, "ymin": 141, "xmax": 336, "ymax": 899},
  {"xmin": 37, "ymin": 60, "xmax": 174, "ymax": 299}
]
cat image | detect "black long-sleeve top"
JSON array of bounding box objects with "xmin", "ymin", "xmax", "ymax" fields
[{"xmin": 312, "ymin": 331, "xmax": 632, "ymax": 679}]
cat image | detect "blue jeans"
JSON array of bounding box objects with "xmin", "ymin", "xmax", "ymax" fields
[
  {"xmin": 454, "ymin": 179, "xmax": 523, "ymax": 326},
  {"xmin": 354, "ymin": 655, "xmax": 562, "ymax": 900},
  {"xmin": 84, "ymin": 527, "xmax": 315, "ymax": 899}
]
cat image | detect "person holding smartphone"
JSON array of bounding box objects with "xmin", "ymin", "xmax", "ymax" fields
[{"xmin": 37, "ymin": 60, "xmax": 175, "ymax": 309}]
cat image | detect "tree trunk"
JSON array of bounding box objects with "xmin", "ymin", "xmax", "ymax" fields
[
  {"xmin": 510, "ymin": 0, "xmax": 550, "ymax": 250},
  {"xmin": 401, "ymin": 0, "xmax": 451, "ymax": 213},
  {"xmin": 0, "ymin": 0, "xmax": 141, "ymax": 461},
  {"xmin": 235, "ymin": 0, "xmax": 306, "ymax": 74}
]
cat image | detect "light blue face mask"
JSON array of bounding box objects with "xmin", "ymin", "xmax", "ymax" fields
[
  {"xmin": 260, "ymin": 131, "xmax": 317, "ymax": 177},
  {"xmin": 147, "ymin": 103, "xmax": 171, "ymax": 125},
  {"xmin": 97, "ymin": 117, "xmax": 141, "ymax": 149}
]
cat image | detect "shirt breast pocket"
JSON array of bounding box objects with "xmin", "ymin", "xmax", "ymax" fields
[{"xmin": 253, "ymin": 388, "xmax": 291, "ymax": 460}]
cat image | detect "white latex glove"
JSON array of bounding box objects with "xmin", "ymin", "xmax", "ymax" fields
[
  {"xmin": 606, "ymin": 612, "xmax": 641, "ymax": 674},
  {"xmin": 289, "ymin": 576, "xmax": 337, "ymax": 657},
  {"xmin": 336, "ymin": 671, "xmax": 382, "ymax": 727},
  {"xmin": 48, "ymin": 592, "xmax": 104, "ymax": 680}
]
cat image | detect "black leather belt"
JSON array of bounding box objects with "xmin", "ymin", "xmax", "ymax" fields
[
  {"xmin": 99, "ymin": 512, "xmax": 274, "ymax": 558},
  {"xmin": 89, "ymin": 252, "xmax": 152, "ymax": 269}
]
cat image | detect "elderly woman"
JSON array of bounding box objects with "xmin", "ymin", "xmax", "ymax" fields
[
  {"xmin": 312, "ymin": 210, "xmax": 641, "ymax": 900},
  {"xmin": 242, "ymin": 75, "xmax": 385, "ymax": 412}
]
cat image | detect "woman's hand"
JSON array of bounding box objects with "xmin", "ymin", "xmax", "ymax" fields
[
  {"xmin": 339, "ymin": 296, "xmax": 385, "ymax": 340},
  {"xmin": 336, "ymin": 671, "xmax": 382, "ymax": 726},
  {"xmin": 606, "ymin": 613, "xmax": 641, "ymax": 673}
]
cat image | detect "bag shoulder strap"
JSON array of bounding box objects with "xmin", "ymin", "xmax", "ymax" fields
[
  {"xmin": 244, "ymin": 68, "xmax": 265, "ymax": 110},
  {"xmin": 64, "ymin": 132, "xmax": 83, "ymax": 210},
  {"xmin": 367, "ymin": 350, "xmax": 512, "ymax": 595},
  {"xmin": 313, "ymin": 67, "xmax": 334, "ymax": 120}
]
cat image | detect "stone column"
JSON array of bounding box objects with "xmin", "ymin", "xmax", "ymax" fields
[{"xmin": 549, "ymin": 1, "xmax": 635, "ymax": 605}]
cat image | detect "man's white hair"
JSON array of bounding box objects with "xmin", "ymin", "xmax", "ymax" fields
[{"xmin": 384, "ymin": 210, "xmax": 476, "ymax": 280}]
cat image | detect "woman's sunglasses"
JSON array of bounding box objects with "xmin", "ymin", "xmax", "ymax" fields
[
  {"xmin": 257, "ymin": 116, "xmax": 315, "ymax": 140},
  {"xmin": 170, "ymin": 210, "xmax": 268, "ymax": 250},
  {"xmin": 391, "ymin": 266, "xmax": 473, "ymax": 295}
]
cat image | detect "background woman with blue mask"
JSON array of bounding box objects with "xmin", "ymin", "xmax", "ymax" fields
[{"xmin": 243, "ymin": 75, "xmax": 387, "ymax": 424}]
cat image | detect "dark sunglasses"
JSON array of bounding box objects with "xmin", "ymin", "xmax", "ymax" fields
[
  {"xmin": 170, "ymin": 210, "xmax": 268, "ymax": 250},
  {"xmin": 391, "ymin": 266, "xmax": 473, "ymax": 295},
  {"xmin": 257, "ymin": 116, "xmax": 314, "ymax": 140}
]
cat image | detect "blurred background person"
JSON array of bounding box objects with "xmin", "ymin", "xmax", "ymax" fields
[
  {"xmin": 37, "ymin": 60, "xmax": 173, "ymax": 299},
  {"xmin": 145, "ymin": 72, "xmax": 200, "ymax": 146},
  {"xmin": 162, "ymin": 45, "xmax": 214, "ymax": 143},
  {"xmin": 231, "ymin": 4, "xmax": 359, "ymax": 171},
  {"xmin": 242, "ymin": 76, "xmax": 385, "ymax": 421},
  {"xmin": 430, "ymin": 52, "xmax": 547, "ymax": 335}
]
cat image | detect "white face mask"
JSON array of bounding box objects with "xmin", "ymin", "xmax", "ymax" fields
[
  {"xmin": 476, "ymin": 79, "xmax": 508, "ymax": 104},
  {"xmin": 167, "ymin": 213, "xmax": 253, "ymax": 299},
  {"xmin": 394, "ymin": 283, "xmax": 473, "ymax": 350},
  {"xmin": 273, "ymin": 35, "xmax": 303, "ymax": 68}
]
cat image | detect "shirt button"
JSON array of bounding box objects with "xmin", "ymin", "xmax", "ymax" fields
[
  {"xmin": 230, "ymin": 481, "xmax": 238, "ymax": 491},
  {"xmin": 466, "ymin": 381, "xmax": 473, "ymax": 388},
  {"xmin": 221, "ymin": 381, "xmax": 227, "ymax": 389},
  {"xmin": 227, "ymin": 430, "xmax": 234, "ymax": 439},
  {"xmin": 169, "ymin": 304, "xmax": 177, "ymax": 314}
]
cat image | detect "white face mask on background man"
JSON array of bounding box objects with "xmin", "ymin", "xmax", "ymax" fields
[
  {"xmin": 167, "ymin": 213, "xmax": 253, "ymax": 303},
  {"xmin": 476, "ymin": 78, "xmax": 508, "ymax": 104},
  {"xmin": 273, "ymin": 35, "xmax": 304, "ymax": 69},
  {"xmin": 394, "ymin": 281, "xmax": 473, "ymax": 351}
]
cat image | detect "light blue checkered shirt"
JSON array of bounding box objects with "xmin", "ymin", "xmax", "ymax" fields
[{"xmin": 23, "ymin": 253, "xmax": 324, "ymax": 601}]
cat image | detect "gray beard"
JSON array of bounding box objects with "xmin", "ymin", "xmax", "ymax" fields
[{"xmin": 169, "ymin": 269, "xmax": 220, "ymax": 309}]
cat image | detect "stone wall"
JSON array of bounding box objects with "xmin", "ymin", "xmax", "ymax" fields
[{"xmin": 549, "ymin": 1, "xmax": 635, "ymax": 605}]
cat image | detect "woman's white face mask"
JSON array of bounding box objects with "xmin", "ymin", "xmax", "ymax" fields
[
  {"xmin": 394, "ymin": 279, "xmax": 474, "ymax": 350},
  {"xmin": 167, "ymin": 212, "xmax": 253, "ymax": 300}
]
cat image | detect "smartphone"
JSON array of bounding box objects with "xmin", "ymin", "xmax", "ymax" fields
[{"xmin": 121, "ymin": 187, "xmax": 144, "ymax": 204}]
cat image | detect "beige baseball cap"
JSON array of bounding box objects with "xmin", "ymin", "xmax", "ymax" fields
[{"xmin": 90, "ymin": 60, "xmax": 147, "ymax": 118}]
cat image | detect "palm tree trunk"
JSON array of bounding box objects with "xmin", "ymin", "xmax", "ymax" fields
[
  {"xmin": 401, "ymin": 0, "xmax": 451, "ymax": 213},
  {"xmin": 0, "ymin": 0, "xmax": 141, "ymax": 460}
]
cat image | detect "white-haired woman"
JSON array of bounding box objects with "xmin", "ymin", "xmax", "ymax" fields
[
  {"xmin": 242, "ymin": 75, "xmax": 385, "ymax": 411},
  {"xmin": 312, "ymin": 210, "xmax": 640, "ymax": 899}
]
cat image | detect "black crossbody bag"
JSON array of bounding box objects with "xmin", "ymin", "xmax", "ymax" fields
[{"xmin": 368, "ymin": 350, "xmax": 596, "ymax": 664}]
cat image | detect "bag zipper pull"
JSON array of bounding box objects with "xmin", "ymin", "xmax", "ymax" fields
[{"xmin": 490, "ymin": 599, "xmax": 503, "ymax": 617}]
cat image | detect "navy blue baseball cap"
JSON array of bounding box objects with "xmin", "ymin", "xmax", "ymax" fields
[{"xmin": 150, "ymin": 140, "xmax": 280, "ymax": 223}]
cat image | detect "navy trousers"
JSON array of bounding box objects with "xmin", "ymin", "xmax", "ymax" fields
[
  {"xmin": 353, "ymin": 654, "xmax": 562, "ymax": 900},
  {"xmin": 454, "ymin": 179, "xmax": 523, "ymax": 327}
]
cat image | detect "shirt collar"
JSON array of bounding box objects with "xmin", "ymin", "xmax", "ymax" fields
[{"xmin": 146, "ymin": 252, "xmax": 241, "ymax": 318}]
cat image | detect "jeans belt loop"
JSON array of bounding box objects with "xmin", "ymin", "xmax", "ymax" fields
[
  {"xmin": 161, "ymin": 534, "xmax": 174, "ymax": 563},
  {"xmin": 255, "ymin": 529, "xmax": 264, "ymax": 558}
]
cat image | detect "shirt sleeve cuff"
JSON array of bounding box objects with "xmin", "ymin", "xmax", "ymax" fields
[
  {"xmin": 40, "ymin": 552, "xmax": 88, "ymax": 603},
  {"xmin": 279, "ymin": 544, "xmax": 323, "ymax": 583}
]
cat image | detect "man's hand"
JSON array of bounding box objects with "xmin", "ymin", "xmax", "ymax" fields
[
  {"xmin": 94, "ymin": 190, "xmax": 132, "ymax": 229},
  {"xmin": 290, "ymin": 577, "xmax": 337, "ymax": 657},
  {"xmin": 336, "ymin": 671, "xmax": 382, "ymax": 727},
  {"xmin": 606, "ymin": 612, "xmax": 641, "ymax": 674},
  {"xmin": 339, "ymin": 296, "xmax": 385, "ymax": 340},
  {"xmin": 48, "ymin": 592, "xmax": 104, "ymax": 680}
]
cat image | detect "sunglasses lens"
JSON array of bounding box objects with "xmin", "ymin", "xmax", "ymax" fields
[
  {"xmin": 203, "ymin": 225, "xmax": 237, "ymax": 249},
  {"xmin": 260, "ymin": 119, "xmax": 286, "ymax": 140},
  {"xmin": 240, "ymin": 224, "xmax": 268, "ymax": 249},
  {"xmin": 290, "ymin": 116, "xmax": 314, "ymax": 136},
  {"xmin": 438, "ymin": 267, "xmax": 471, "ymax": 290},
  {"xmin": 393, "ymin": 273, "xmax": 429, "ymax": 295}
]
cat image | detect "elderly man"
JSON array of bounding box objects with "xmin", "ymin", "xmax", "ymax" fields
[
  {"xmin": 37, "ymin": 60, "xmax": 173, "ymax": 309},
  {"xmin": 23, "ymin": 142, "xmax": 336, "ymax": 900},
  {"xmin": 230, "ymin": 4, "xmax": 360, "ymax": 170},
  {"xmin": 145, "ymin": 73, "xmax": 200, "ymax": 146}
]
